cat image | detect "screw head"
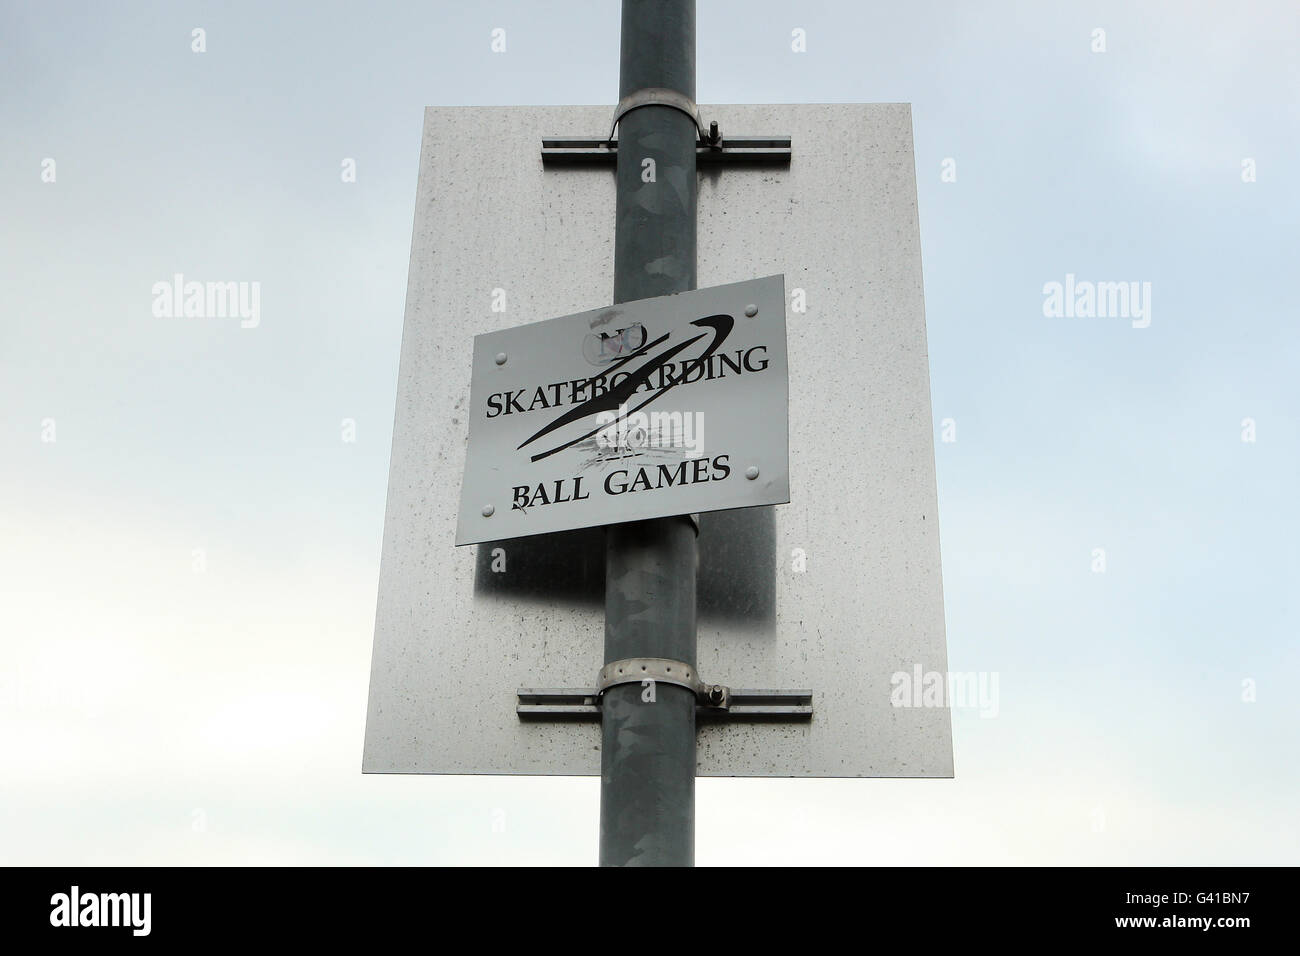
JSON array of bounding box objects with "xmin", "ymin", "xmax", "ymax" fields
[
  {"xmin": 744, "ymin": 304, "xmax": 758, "ymax": 317},
  {"xmin": 494, "ymin": 352, "xmax": 507, "ymax": 366},
  {"xmin": 745, "ymin": 465, "xmax": 760, "ymax": 480},
  {"xmin": 481, "ymin": 504, "xmax": 495, "ymax": 517}
]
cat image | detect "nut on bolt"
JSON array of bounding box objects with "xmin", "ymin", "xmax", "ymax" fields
[{"xmin": 707, "ymin": 685, "xmax": 726, "ymax": 706}]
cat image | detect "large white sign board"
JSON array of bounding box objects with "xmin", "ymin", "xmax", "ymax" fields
[{"xmin": 363, "ymin": 104, "xmax": 953, "ymax": 777}]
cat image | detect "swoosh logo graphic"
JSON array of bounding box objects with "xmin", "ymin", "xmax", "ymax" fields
[{"xmin": 517, "ymin": 313, "xmax": 734, "ymax": 462}]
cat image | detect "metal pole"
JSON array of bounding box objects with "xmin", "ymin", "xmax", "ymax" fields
[{"xmin": 600, "ymin": 0, "xmax": 698, "ymax": 867}]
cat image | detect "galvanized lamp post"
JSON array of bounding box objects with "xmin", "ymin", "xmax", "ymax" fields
[{"xmin": 601, "ymin": 0, "xmax": 700, "ymax": 868}]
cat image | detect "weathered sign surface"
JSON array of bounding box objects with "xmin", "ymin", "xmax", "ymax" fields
[
  {"xmin": 364, "ymin": 104, "xmax": 953, "ymax": 777},
  {"xmin": 456, "ymin": 275, "xmax": 789, "ymax": 545}
]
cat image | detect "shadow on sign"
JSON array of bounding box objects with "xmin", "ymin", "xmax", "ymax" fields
[{"xmin": 471, "ymin": 506, "xmax": 776, "ymax": 631}]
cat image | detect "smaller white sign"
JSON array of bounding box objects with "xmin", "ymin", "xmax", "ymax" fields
[{"xmin": 456, "ymin": 275, "xmax": 790, "ymax": 545}]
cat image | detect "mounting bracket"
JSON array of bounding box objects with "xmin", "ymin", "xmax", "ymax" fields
[
  {"xmin": 518, "ymin": 669, "xmax": 812, "ymax": 722},
  {"xmin": 542, "ymin": 135, "xmax": 791, "ymax": 168},
  {"xmin": 597, "ymin": 657, "xmax": 726, "ymax": 706},
  {"xmin": 543, "ymin": 89, "xmax": 791, "ymax": 168},
  {"xmin": 608, "ymin": 87, "xmax": 706, "ymax": 141}
]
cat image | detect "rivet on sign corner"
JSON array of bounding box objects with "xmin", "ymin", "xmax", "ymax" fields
[
  {"xmin": 744, "ymin": 304, "xmax": 758, "ymax": 317},
  {"xmin": 482, "ymin": 504, "xmax": 495, "ymax": 517},
  {"xmin": 494, "ymin": 352, "xmax": 508, "ymax": 366},
  {"xmin": 745, "ymin": 466, "xmax": 760, "ymax": 480}
]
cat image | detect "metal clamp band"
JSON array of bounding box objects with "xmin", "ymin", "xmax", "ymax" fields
[
  {"xmin": 608, "ymin": 88, "xmax": 706, "ymax": 142},
  {"xmin": 597, "ymin": 657, "xmax": 728, "ymax": 707}
]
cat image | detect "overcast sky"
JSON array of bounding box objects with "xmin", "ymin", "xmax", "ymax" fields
[{"xmin": 2, "ymin": 0, "xmax": 1297, "ymax": 864}]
